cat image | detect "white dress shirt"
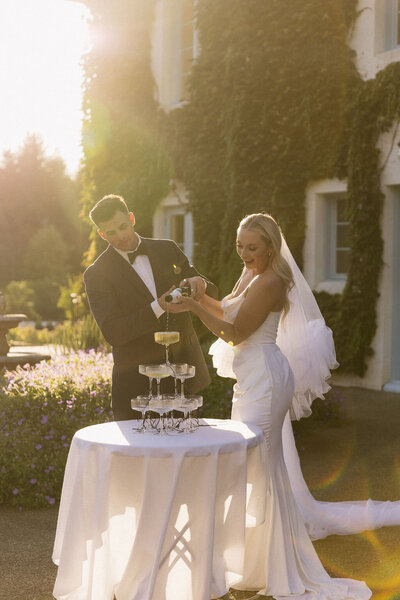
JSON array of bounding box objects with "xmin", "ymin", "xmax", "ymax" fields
[{"xmin": 114, "ymin": 238, "xmax": 164, "ymax": 318}]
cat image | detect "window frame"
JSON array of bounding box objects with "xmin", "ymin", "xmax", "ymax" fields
[
  {"xmin": 382, "ymin": 0, "xmax": 400, "ymax": 52},
  {"xmin": 163, "ymin": 205, "xmax": 194, "ymax": 262},
  {"xmin": 326, "ymin": 194, "xmax": 351, "ymax": 280}
]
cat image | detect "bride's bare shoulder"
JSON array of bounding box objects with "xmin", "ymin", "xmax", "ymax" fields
[
  {"xmin": 251, "ymin": 270, "xmax": 284, "ymax": 291},
  {"xmin": 246, "ymin": 270, "xmax": 285, "ymax": 306}
]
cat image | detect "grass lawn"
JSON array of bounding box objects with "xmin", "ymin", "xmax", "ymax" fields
[{"xmin": 0, "ymin": 386, "xmax": 399, "ymax": 600}]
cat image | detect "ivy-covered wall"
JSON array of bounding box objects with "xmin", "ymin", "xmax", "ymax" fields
[
  {"xmin": 165, "ymin": 0, "xmax": 359, "ymax": 282},
  {"xmin": 164, "ymin": 0, "xmax": 400, "ymax": 376}
]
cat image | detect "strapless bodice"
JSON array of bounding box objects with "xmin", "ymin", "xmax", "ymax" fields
[{"xmin": 221, "ymin": 293, "xmax": 281, "ymax": 346}]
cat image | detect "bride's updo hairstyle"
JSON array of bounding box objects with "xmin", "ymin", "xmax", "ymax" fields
[{"xmin": 238, "ymin": 213, "xmax": 294, "ymax": 316}]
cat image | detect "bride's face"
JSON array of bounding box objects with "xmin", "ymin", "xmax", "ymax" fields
[{"xmin": 236, "ymin": 228, "xmax": 271, "ymax": 274}]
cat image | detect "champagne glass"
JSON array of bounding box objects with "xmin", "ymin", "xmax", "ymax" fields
[
  {"xmin": 168, "ymin": 363, "xmax": 188, "ymax": 396},
  {"xmin": 177, "ymin": 364, "xmax": 196, "ymax": 399},
  {"xmin": 144, "ymin": 364, "xmax": 172, "ymax": 400},
  {"xmin": 130, "ymin": 396, "xmax": 150, "ymax": 433},
  {"xmin": 192, "ymin": 395, "xmax": 203, "ymax": 430},
  {"xmin": 177, "ymin": 395, "xmax": 200, "ymax": 434},
  {"xmin": 149, "ymin": 395, "xmax": 174, "ymax": 435},
  {"xmin": 154, "ymin": 331, "xmax": 180, "ymax": 364},
  {"xmin": 161, "ymin": 395, "xmax": 177, "ymax": 433},
  {"xmin": 139, "ymin": 364, "xmax": 153, "ymax": 398}
]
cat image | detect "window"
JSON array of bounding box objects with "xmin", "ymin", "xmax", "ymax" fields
[
  {"xmin": 379, "ymin": 0, "xmax": 400, "ymax": 52},
  {"xmin": 161, "ymin": 207, "xmax": 194, "ymax": 262},
  {"xmin": 153, "ymin": 0, "xmax": 198, "ymax": 108},
  {"xmin": 397, "ymin": 0, "xmax": 400, "ymax": 45},
  {"xmin": 327, "ymin": 195, "xmax": 351, "ymax": 278},
  {"xmin": 169, "ymin": 213, "xmax": 185, "ymax": 249}
]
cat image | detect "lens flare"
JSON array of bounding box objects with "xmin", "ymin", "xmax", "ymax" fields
[
  {"xmin": 317, "ymin": 526, "xmax": 400, "ymax": 599},
  {"xmin": 310, "ymin": 435, "xmax": 355, "ymax": 492}
]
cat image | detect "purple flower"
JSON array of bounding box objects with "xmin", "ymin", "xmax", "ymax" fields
[
  {"xmin": 29, "ymin": 478, "xmax": 37, "ymax": 484},
  {"xmin": 41, "ymin": 415, "xmax": 48, "ymax": 424},
  {"xmin": 35, "ymin": 444, "xmax": 42, "ymax": 450},
  {"xmin": 12, "ymin": 488, "xmax": 19, "ymax": 495}
]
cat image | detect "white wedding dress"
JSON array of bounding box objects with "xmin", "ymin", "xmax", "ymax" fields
[{"xmin": 210, "ymin": 291, "xmax": 373, "ymax": 599}]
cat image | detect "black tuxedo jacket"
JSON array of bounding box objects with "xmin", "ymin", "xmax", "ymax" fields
[{"xmin": 84, "ymin": 237, "xmax": 217, "ymax": 419}]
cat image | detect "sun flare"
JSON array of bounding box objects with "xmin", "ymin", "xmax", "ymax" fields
[{"xmin": 0, "ymin": 0, "xmax": 90, "ymax": 175}]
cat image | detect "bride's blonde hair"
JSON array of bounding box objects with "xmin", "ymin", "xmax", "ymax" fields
[{"xmin": 238, "ymin": 213, "xmax": 294, "ymax": 316}]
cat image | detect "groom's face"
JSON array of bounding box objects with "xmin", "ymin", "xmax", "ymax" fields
[{"xmin": 98, "ymin": 210, "xmax": 138, "ymax": 252}]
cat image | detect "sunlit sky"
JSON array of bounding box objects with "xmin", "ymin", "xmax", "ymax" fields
[{"xmin": 0, "ymin": 0, "xmax": 90, "ymax": 176}]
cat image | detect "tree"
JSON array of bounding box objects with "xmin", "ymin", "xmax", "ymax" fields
[
  {"xmin": 0, "ymin": 135, "xmax": 86, "ymax": 287},
  {"xmin": 23, "ymin": 225, "xmax": 70, "ymax": 284},
  {"xmin": 79, "ymin": 0, "xmax": 171, "ymax": 264}
]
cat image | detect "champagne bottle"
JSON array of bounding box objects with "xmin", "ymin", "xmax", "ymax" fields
[{"xmin": 165, "ymin": 285, "xmax": 192, "ymax": 303}]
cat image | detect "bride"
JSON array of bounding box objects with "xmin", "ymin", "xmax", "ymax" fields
[{"xmin": 167, "ymin": 212, "xmax": 400, "ymax": 599}]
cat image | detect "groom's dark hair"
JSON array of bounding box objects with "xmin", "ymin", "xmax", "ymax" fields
[{"xmin": 89, "ymin": 194, "xmax": 129, "ymax": 226}]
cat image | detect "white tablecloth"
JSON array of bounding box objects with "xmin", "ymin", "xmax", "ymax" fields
[{"xmin": 52, "ymin": 418, "xmax": 266, "ymax": 600}]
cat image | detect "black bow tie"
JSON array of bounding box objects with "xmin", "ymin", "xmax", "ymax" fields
[{"xmin": 127, "ymin": 243, "xmax": 147, "ymax": 264}]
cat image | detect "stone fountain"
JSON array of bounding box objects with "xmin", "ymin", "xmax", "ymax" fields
[{"xmin": 0, "ymin": 293, "xmax": 50, "ymax": 369}]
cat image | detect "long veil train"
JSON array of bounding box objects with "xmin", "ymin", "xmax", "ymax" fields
[{"xmin": 282, "ymin": 413, "xmax": 400, "ymax": 540}]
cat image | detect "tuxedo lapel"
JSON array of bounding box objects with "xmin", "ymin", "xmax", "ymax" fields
[{"xmin": 106, "ymin": 246, "xmax": 155, "ymax": 303}]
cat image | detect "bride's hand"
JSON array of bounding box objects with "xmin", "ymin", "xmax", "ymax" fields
[{"xmin": 163, "ymin": 295, "xmax": 197, "ymax": 313}]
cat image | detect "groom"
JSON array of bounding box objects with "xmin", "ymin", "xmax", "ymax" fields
[{"xmin": 84, "ymin": 194, "xmax": 217, "ymax": 420}]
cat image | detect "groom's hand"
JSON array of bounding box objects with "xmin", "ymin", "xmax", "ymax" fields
[
  {"xmin": 157, "ymin": 286, "xmax": 176, "ymax": 312},
  {"xmin": 179, "ymin": 276, "xmax": 206, "ymax": 301}
]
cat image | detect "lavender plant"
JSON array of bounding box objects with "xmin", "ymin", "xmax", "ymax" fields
[{"xmin": 0, "ymin": 351, "xmax": 113, "ymax": 508}]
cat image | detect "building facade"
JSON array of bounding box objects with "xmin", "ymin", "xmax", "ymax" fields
[{"xmin": 303, "ymin": 0, "xmax": 400, "ymax": 391}]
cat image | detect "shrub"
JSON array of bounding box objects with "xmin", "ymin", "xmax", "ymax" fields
[
  {"xmin": 53, "ymin": 314, "xmax": 110, "ymax": 352},
  {"xmin": 3, "ymin": 280, "xmax": 40, "ymax": 321},
  {"xmin": 9, "ymin": 314, "xmax": 110, "ymax": 353},
  {"xmin": 0, "ymin": 351, "xmax": 113, "ymax": 508},
  {"xmin": 197, "ymin": 338, "xmax": 233, "ymax": 419},
  {"xmin": 9, "ymin": 324, "xmax": 54, "ymax": 346}
]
